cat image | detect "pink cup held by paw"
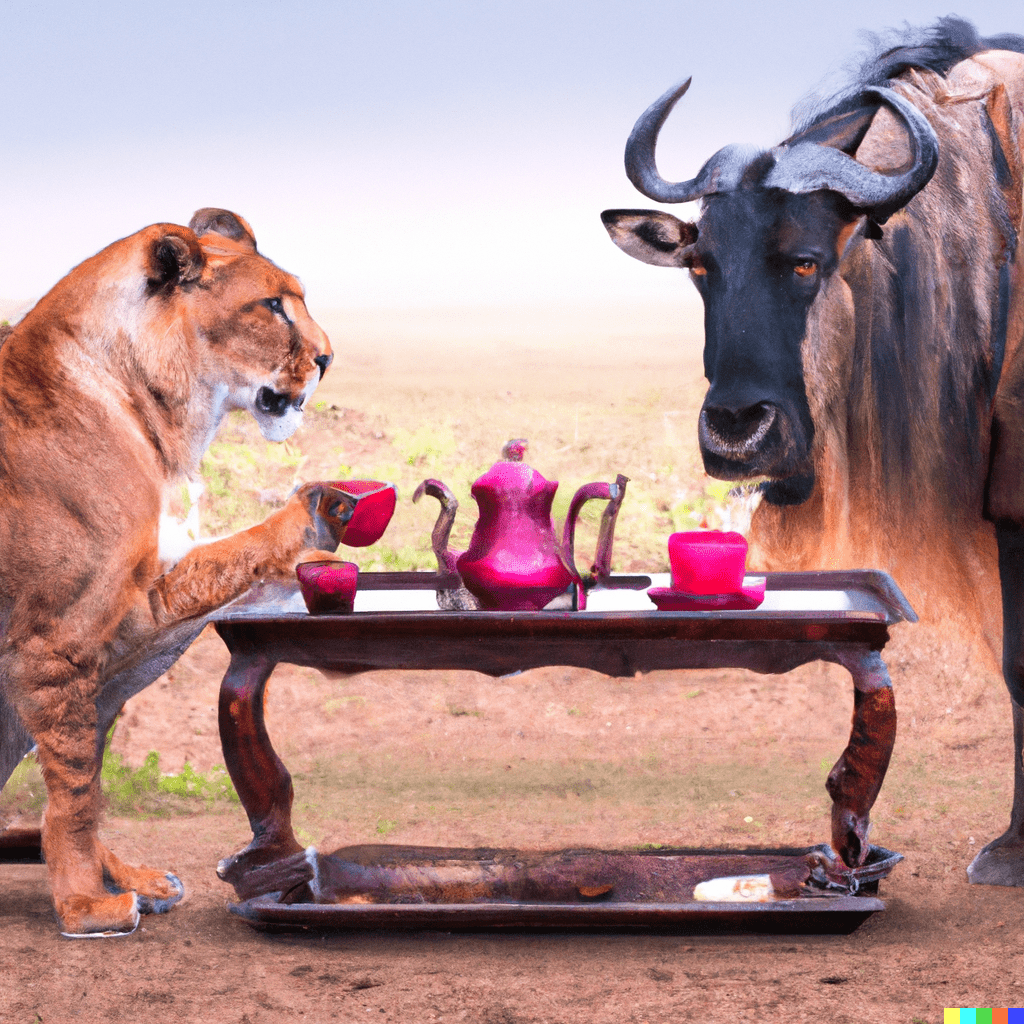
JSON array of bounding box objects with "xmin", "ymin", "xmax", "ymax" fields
[
  {"xmin": 668, "ymin": 530, "xmax": 748, "ymax": 595},
  {"xmin": 326, "ymin": 481, "xmax": 397, "ymax": 547},
  {"xmin": 296, "ymin": 560, "xmax": 359, "ymax": 614}
]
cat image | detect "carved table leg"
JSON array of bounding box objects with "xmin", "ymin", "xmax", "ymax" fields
[
  {"xmin": 216, "ymin": 648, "xmax": 303, "ymax": 887},
  {"xmin": 825, "ymin": 648, "xmax": 897, "ymax": 867}
]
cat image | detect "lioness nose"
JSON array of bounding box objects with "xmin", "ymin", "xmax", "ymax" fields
[{"xmin": 314, "ymin": 353, "xmax": 332, "ymax": 379}]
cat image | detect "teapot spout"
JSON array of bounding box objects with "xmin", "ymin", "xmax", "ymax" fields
[{"xmin": 413, "ymin": 478, "xmax": 460, "ymax": 575}]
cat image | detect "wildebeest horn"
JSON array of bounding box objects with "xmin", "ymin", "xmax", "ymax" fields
[
  {"xmin": 625, "ymin": 79, "xmax": 762, "ymax": 204},
  {"xmin": 764, "ymin": 87, "xmax": 940, "ymax": 221},
  {"xmin": 625, "ymin": 80, "xmax": 939, "ymax": 220}
]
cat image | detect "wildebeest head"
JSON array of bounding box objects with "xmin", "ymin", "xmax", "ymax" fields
[{"xmin": 603, "ymin": 79, "xmax": 939, "ymax": 505}]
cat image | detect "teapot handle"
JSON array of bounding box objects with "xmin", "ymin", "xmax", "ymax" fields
[{"xmin": 561, "ymin": 474, "xmax": 629, "ymax": 609}]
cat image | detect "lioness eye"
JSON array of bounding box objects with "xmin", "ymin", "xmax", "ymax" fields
[{"xmin": 264, "ymin": 297, "xmax": 289, "ymax": 320}]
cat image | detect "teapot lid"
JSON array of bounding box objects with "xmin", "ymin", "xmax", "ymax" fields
[
  {"xmin": 501, "ymin": 438, "xmax": 528, "ymax": 462},
  {"xmin": 472, "ymin": 438, "xmax": 554, "ymax": 494}
]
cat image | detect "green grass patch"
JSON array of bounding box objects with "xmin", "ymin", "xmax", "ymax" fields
[
  {"xmin": 1, "ymin": 741, "xmax": 240, "ymax": 820},
  {"xmin": 390, "ymin": 424, "xmax": 457, "ymax": 468},
  {"xmin": 447, "ymin": 704, "xmax": 484, "ymax": 718},
  {"xmin": 0, "ymin": 754, "xmax": 47, "ymax": 816},
  {"xmin": 101, "ymin": 750, "xmax": 239, "ymax": 816}
]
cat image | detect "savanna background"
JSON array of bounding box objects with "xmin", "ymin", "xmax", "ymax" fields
[
  {"xmin": 1, "ymin": 304, "xmax": 1020, "ymax": 1024},
  {"xmin": 4, "ymin": 1, "xmax": 1024, "ymax": 1021}
]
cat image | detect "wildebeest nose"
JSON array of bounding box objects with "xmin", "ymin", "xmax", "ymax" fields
[
  {"xmin": 699, "ymin": 402, "xmax": 777, "ymax": 457},
  {"xmin": 314, "ymin": 353, "xmax": 332, "ymax": 379}
]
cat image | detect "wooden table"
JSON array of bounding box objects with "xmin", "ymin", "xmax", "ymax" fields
[{"xmin": 210, "ymin": 569, "xmax": 914, "ymax": 899}]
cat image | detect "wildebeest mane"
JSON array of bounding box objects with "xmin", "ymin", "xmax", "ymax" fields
[
  {"xmin": 865, "ymin": 16, "xmax": 1023, "ymax": 83},
  {"xmin": 788, "ymin": 19, "xmax": 1023, "ymax": 530},
  {"xmin": 793, "ymin": 17, "xmax": 1024, "ymax": 136},
  {"xmin": 851, "ymin": 214, "xmax": 998, "ymax": 522}
]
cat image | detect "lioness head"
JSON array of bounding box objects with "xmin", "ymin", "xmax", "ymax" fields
[
  {"xmin": 176, "ymin": 208, "xmax": 333, "ymax": 444},
  {"xmin": 4, "ymin": 209, "xmax": 333, "ymax": 480}
]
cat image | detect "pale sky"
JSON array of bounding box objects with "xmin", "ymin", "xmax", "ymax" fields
[{"xmin": 0, "ymin": 1, "xmax": 1019, "ymax": 311}]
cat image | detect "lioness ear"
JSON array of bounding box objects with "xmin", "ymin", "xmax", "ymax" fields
[
  {"xmin": 189, "ymin": 208, "xmax": 258, "ymax": 252},
  {"xmin": 601, "ymin": 209, "xmax": 698, "ymax": 267},
  {"xmin": 147, "ymin": 231, "xmax": 204, "ymax": 289}
]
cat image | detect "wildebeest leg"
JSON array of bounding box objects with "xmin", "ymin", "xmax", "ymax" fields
[
  {"xmin": 825, "ymin": 648, "xmax": 897, "ymax": 867},
  {"xmin": 968, "ymin": 524, "xmax": 1024, "ymax": 886},
  {"xmin": 215, "ymin": 649, "xmax": 302, "ymax": 889}
]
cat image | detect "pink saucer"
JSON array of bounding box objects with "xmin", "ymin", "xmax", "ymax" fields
[{"xmin": 647, "ymin": 577, "xmax": 766, "ymax": 611}]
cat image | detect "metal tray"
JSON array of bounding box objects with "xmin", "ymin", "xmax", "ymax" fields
[{"xmin": 227, "ymin": 844, "xmax": 900, "ymax": 935}]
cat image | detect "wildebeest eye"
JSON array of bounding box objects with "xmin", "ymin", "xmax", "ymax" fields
[
  {"xmin": 793, "ymin": 260, "xmax": 818, "ymax": 278},
  {"xmin": 263, "ymin": 297, "xmax": 290, "ymax": 321},
  {"xmin": 684, "ymin": 253, "xmax": 707, "ymax": 277}
]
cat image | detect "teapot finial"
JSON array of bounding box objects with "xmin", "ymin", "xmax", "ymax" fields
[{"xmin": 501, "ymin": 438, "xmax": 528, "ymax": 463}]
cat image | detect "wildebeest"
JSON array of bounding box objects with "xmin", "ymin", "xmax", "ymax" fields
[{"xmin": 602, "ymin": 18, "xmax": 1024, "ymax": 886}]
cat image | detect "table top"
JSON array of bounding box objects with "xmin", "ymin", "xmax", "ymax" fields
[
  {"xmin": 210, "ymin": 570, "xmax": 913, "ymax": 679},
  {"xmin": 213, "ymin": 568, "xmax": 915, "ymax": 626}
]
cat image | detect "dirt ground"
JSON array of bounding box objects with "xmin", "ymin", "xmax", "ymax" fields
[
  {"xmin": 3, "ymin": 304, "xmax": 1024, "ymax": 1023},
  {"xmin": 5, "ymin": 624, "xmax": 1024, "ymax": 1024}
]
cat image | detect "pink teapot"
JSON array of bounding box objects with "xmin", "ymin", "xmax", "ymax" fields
[{"xmin": 418, "ymin": 440, "xmax": 627, "ymax": 611}]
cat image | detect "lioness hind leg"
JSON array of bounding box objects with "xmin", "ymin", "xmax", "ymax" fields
[
  {"xmin": 33, "ymin": 740, "xmax": 144, "ymax": 937},
  {"xmin": 98, "ymin": 843, "xmax": 184, "ymax": 914},
  {"xmin": 4, "ymin": 651, "xmax": 146, "ymax": 936},
  {"xmin": 38, "ymin": 780, "xmax": 144, "ymax": 936}
]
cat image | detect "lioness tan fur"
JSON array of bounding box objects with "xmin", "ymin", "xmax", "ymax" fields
[{"xmin": 0, "ymin": 209, "xmax": 352, "ymax": 936}]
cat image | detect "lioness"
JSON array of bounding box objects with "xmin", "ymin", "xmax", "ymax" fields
[{"xmin": 0, "ymin": 209, "xmax": 354, "ymax": 936}]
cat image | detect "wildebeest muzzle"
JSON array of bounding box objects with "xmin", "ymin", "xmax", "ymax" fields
[{"xmin": 698, "ymin": 388, "xmax": 814, "ymax": 496}]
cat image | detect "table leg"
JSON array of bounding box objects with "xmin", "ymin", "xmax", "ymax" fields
[
  {"xmin": 216, "ymin": 649, "xmax": 303, "ymax": 886},
  {"xmin": 825, "ymin": 648, "xmax": 897, "ymax": 867}
]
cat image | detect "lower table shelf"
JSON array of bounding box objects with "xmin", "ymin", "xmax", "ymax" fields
[{"xmin": 227, "ymin": 843, "xmax": 900, "ymax": 935}]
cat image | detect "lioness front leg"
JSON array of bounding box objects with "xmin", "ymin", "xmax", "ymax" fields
[{"xmin": 149, "ymin": 483, "xmax": 355, "ymax": 625}]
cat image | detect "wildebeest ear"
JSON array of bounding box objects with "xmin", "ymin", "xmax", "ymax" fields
[
  {"xmin": 147, "ymin": 231, "xmax": 205, "ymax": 289},
  {"xmin": 188, "ymin": 208, "xmax": 258, "ymax": 251},
  {"xmin": 783, "ymin": 105, "xmax": 879, "ymax": 155},
  {"xmin": 601, "ymin": 210, "xmax": 698, "ymax": 267}
]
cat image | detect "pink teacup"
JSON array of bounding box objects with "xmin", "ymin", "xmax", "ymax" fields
[
  {"xmin": 668, "ymin": 530, "xmax": 748, "ymax": 595},
  {"xmin": 324, "ymin": 481, "xmax": 397, "ymax": 547},
  {"xmin": 296, "ymin": 560, "xmax": 359, "ymax": 614}
]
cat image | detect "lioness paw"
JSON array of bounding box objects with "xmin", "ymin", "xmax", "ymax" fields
[
  {"xmin": 100, "ymin": 847, "xmax": 186, "ymax": 916},
  {"xmin": 292, "ymin": 483, "xmax": 358, "ymax": 552},
  {"xmin": 136, "ymin": 873, "xmax": 185, "ymax": 915},
  {"xmin": 58, "ymin": 892, "xmax": 140, "ymax": 939}
]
